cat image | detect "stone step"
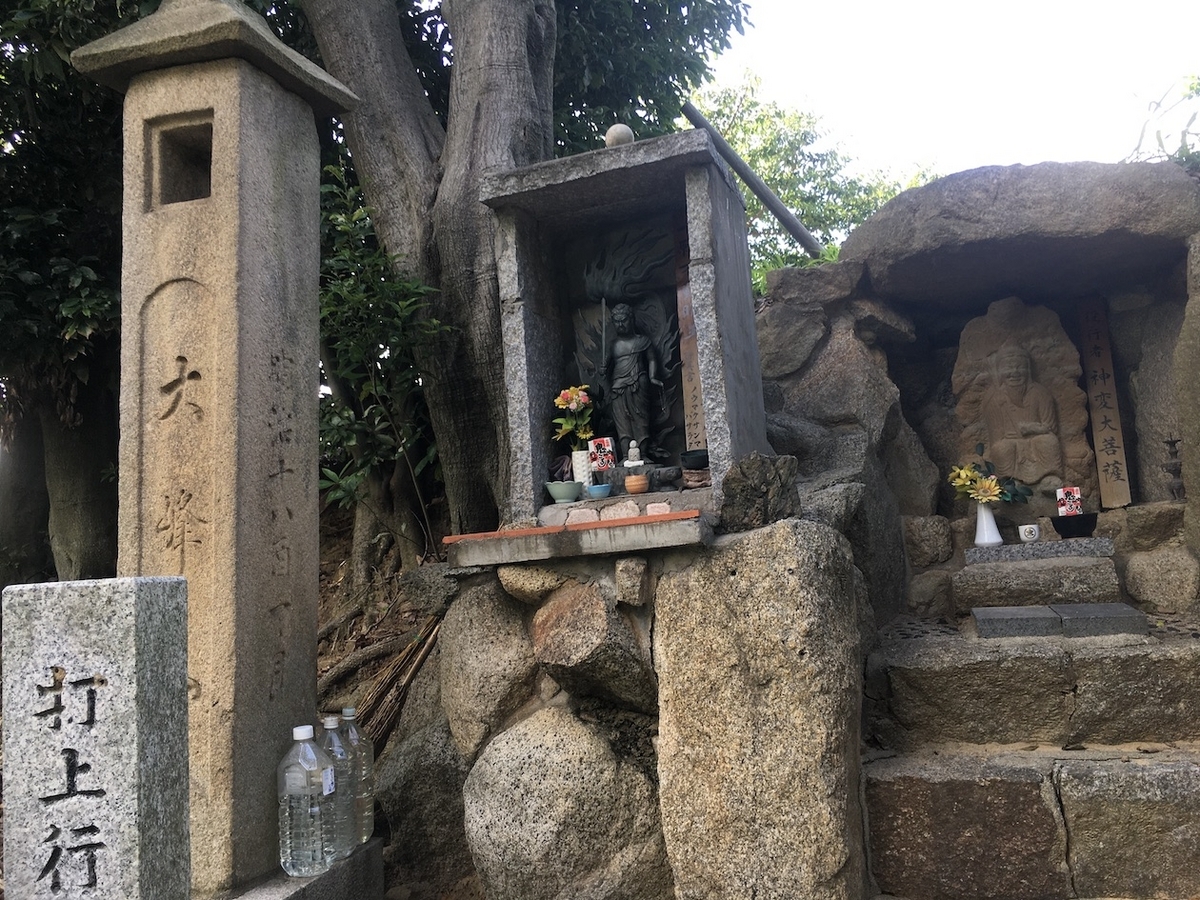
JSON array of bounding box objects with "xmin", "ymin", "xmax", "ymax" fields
[
  {"xmin": 864, "ymin": 747, "xmax": 1200, "ymax": 900},
  {"xmin": 951, "ymin": 556, "xmax": 1120, "ymax": 613},
  {"xmin": 964, "ymin": 536, "xmax": 1113, "ymax": 565},
  {"xmin": 865, "ymin": 617, "xmax": 1200, "ymax": 750}
]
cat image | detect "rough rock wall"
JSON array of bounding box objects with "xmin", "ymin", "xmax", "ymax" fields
[
  {"xmin": 756, "ymin": 262, "xmax": 933, "ymax": 623},
  {"xmin": 758, "ymin": 161, "xmax": 1200, "ymax": 572},
  {"xmin": 379, "ymin": 524, "xmax": 867, "ymax": 900}
]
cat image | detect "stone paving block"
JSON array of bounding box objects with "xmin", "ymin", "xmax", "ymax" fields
[
  {"xmin": 951, "ymin": 557, "xmax": 1119, "ymax": 613},
  {"xmin": 1050, "ymin": 602, "xmax": 1147, "ymax": 637},
  {"xmin": 564, "ymin": 508, "xmax": 600, "ymax": 525},
  {"xmin": 865, "ymin": 753, "xmax": 1070, "ymax": 900},
  {"xmin": 1057, "ymin": 757, "xmax": 1200, "ymax": 900},
  {"xmin": 1068, "ymin": 641, "xmax": 1200, "ymax": 744},
  {"xmin": 973, "ymin": 605, "xmax": 1062, "ymax": 638},
  {"xmin": 867, "ymin": 638, "xmax": 1073, "ymax": 749},
  {"xmin": 600, "ymin": 499, "xmax": 642, "ymax": 521},
  {"xmin": 965, "ymin": 536, "xmax": 1113, "ymax": 564}
]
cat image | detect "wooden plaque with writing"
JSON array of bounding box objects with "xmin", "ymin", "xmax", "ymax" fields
[{"xmin": 1078, "ymin": 299, "xmax": 1132, "ymax": 508}]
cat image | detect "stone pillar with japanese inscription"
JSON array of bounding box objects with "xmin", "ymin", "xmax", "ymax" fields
[
  {"xmin": 2, "ymin": 577, "xmax": 189, "ymax": 899},
  {"xmin": 72, "ymin": 1, "xmax": 356, "ymax": 894}
]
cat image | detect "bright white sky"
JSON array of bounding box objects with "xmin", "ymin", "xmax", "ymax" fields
[{"xmin": 709, "ymin": 0, "xmax": 1200, "ymax": 180}]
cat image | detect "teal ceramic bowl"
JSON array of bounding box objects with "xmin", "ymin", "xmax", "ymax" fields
[
  {"xmin": 587, "ymin": 483, "xmax": 612, "ymax": 499},
  {"xmin": 545, "ymin": 481, "xmax": 582, "ymax": 503}
]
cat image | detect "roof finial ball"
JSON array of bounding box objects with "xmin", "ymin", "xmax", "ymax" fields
[{"xmin": 604, "ymin": 123, "xmax": 635, "ymax": 147}]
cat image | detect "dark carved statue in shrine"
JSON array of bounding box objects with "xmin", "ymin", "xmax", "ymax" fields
[
  {"xmin": 570, "ymin": 228, "xmax": 682, "ymax": 463},
  {"xmin": 606, "ymin": 302, "xmax": 664, "ymax": 460}
]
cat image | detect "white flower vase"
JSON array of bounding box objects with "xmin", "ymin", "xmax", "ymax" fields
[
  {"xmin": 571, "ymin": 449, "xmax": 593, "ymax": 489},
  {"xmin": 975, "ymin": 502, "xmax": 1003, "ymax": 547}
]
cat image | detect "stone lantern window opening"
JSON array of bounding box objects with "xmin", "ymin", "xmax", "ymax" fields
[{"xmin": 147, "ymin": 110, "xmax": 214, "ymax": 208}]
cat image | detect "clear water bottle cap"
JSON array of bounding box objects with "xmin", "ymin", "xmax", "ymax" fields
[
  {"xmin": 342, "ymin": 707, "xmax": 357, "ymax": 719},
  {"xmin": 293, "ymin": 724, "xmax": 314, "ymax": 741},
  {"xmin": 322, "ymin": 715, "xmax": 340, "ymax": 729}
]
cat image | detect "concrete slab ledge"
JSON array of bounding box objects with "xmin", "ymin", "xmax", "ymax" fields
[
  {"xmin": 973, "ymin": 603, "xmax": 1147, "ymax": 638},
  {"xmin": 445, "ymin": 510, "xmax": 711, "ymax": 566},
  {"xmin": 229, "ymin": 839, "xmax": 383, "ymax": 899},
  {"xmin": 965, "ymin": 536, "xmax": 1114, "ymax": 564}
]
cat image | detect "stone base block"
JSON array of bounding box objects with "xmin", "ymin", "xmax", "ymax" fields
[
  {"xmin": 866, "ymin": 751, "xmax": 1200, "ymax": 900},
  {"xmin": 865, "ymin": 754, "xmax": 1071, "ymax": 900},
  {"xmin": 867, "ymin": 630, "xmax": 1200, "ymax": 749},
  {"xmin": 951, "ymin": 556, "xmax": 1119, "ymax": 613},
  {"xmin": 867, "ymin": 636, "xmax": 1073, "ymax": 749},
  {"xmin": 1058, "ymin": 758, "xmax": 1200, "ymax": 899}
]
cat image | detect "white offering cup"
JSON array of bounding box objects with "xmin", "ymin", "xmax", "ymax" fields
[{"xmin": 1018, "ymin": 523, "xmax": 1040, "ymax": 543}]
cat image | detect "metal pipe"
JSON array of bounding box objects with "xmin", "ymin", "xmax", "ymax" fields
[{"xmin": 681, "ymin": 100, "xmax": 826, "ymax": 258}]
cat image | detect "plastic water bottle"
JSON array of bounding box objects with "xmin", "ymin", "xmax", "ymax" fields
[
  {"xmin": 277, "ymin": 724, "xmax": 336, "ymax": 876},
  {"xmin": 320, "ymin": 715, "xmax": 357, "ymax": 859},
  {"xmin": 340, "ymin": 707, "xmax": 376, "ymax": 843}
]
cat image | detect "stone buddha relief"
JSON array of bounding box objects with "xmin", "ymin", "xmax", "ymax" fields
[{"xmin": 952, "ymin": 297, "xmax": 1098, "ymax": 513}]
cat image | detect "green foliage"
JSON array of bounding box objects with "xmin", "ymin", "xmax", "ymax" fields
[
  {"xmin": 0, "ymin": 0, "xmax": 149, "ymax": 430},
  {"xmin": 553, "ymin": 0, "xmax": 747, "ymax": 154},
  {"xmin": 316, "ymin": 158, "xmax": 442, "ymax": 509},
  {"xmin": 243, "ymin": 0, "xmax": 749, "ymax": 156},
  {"xmin": 1129, "ymin": 76, "xmax": 1200, "ymax": 173},
  {"xmin": 691, "ymin": 76, "xmax": 903, "ymax": 292}
]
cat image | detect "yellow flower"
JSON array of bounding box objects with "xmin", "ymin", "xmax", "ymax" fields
[
  {"xmin": 948, "ymin": 465, "xmax": 977, "ymax": 489},
  {"xmin": 968, "ymin": 476, "xmax": 1003, "ymax": 503}
]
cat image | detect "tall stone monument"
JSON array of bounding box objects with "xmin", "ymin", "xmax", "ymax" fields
[{"xmin": 72, "ymin": 1, "xmax": 356, "ymax": 893}]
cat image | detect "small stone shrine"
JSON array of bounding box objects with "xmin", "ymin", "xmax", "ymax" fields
[{"xmin": 481, "ymin": 128, "xmax": 772, "ymax": 523}]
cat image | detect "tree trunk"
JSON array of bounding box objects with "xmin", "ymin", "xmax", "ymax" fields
[
  {"xmin": 0, "ymin": 413, "xmax": 54, "ymax": 591},
  {"xmin": 348, "ymin": 458, "xmax": 426, "ymax": 597},
  {"xmin": 425, "ymin": 0, "xmax": 556, "ymax": 534},
  {"xmin": 303, "ymin": 0, "xmax": 557, "ymax": 534},
  {"xmin": 301, "ymin": 0, "xmax": 446, "ymax": 278},
  {"xmin": 37, "ymin": 375, "xmax": 119, "ymax": 580}
]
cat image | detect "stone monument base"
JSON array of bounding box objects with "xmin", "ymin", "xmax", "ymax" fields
[{"xmin": 230, "ymin": 839, "xmax": 383, "ymax": 900}]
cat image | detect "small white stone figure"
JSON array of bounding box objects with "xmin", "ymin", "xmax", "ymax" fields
[{"xmin": 623, "ymin": 440, "xmax": 644, "ymax": 467}]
